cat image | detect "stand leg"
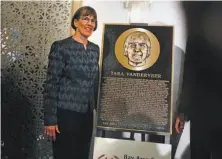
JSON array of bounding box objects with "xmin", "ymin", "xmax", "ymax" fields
[
  {"xmin": 96, "ymin": 129, "xmax": 106, "ymax": 138},
  {"xmin": 164, "ymin": 135, "xmax": 170, "ymax": 144},
  {"xmin": 130, "ymin": 132, "xmax": 134, "ymax": 140},
  {"xmin": 141, "ymin": 133, "xmax": 146, "ymax": 141}
]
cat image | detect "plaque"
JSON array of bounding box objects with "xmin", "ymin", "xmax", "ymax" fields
[{"xmin": 96, "ymin": 24, "xmax": 174, "ymax": 134}]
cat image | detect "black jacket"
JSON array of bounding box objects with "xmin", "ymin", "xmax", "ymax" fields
[
  {"xmin": 43, "ymin": 36, "xmax": 100, "ymax": 126},
  {"xmin": 178, "ymin": 2, "xmax": 222, "ymax": 125}
]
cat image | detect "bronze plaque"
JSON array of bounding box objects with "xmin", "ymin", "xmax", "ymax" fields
[{"xmin": 96, "ymin": 24, "xmax": 174, "ymax": 134}]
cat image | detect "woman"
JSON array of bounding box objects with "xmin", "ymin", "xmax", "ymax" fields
[{"xmin": 43, "ymin": 6, "xmax": 99, "ymax": 159}]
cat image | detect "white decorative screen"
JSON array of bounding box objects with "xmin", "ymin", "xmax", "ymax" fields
[{"xmin": 1, "ymin": 1, "xmax": 72, "ymax": 158}]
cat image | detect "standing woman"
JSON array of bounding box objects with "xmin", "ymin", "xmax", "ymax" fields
[{"xmin": 43, "ymin": 6, "xmax": 100, "ymax": 159}]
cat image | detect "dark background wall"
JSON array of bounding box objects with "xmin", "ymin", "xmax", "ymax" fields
[{"xmin": 1, "ymin": 1, "xmax": 72, "ymax": 158}]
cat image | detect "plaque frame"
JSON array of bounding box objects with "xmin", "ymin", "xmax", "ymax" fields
[{"xmin": 96, "ymin": 23, "xmax": 175, "ymax": 135}]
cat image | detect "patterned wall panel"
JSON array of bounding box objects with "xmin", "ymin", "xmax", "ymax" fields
[{"xmin": 1, "ymin": 1, "xmax": 72, "ymax": 158}]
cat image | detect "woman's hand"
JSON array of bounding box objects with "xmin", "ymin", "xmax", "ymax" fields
[{"xmin": 44, "ymin": 125, "xmax": 60, "ymax": 141}]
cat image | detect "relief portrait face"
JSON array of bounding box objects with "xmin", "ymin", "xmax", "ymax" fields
[{"xmin": 124, "ymin": 31, "xmax": 151, "ymax": 67}]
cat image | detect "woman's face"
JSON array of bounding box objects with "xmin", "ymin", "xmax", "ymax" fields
[{"xmin": 74, "ymin": 14, "xmax": 96, "ymax": 38}]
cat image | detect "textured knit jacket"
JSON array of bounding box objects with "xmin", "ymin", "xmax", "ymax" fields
[{"xmin": 43, "ymin": 36, "xmax": 100, "ymax": 126}]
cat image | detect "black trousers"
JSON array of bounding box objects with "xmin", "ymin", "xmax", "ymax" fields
[
  {"xmin": 52, "ymin": 108, "xmax": 93, "ymax": 159},
  {"xmin": 190, "ymin": 120, "xmax": 222, "ymax": 159}
]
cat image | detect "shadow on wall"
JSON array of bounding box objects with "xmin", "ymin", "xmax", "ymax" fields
[{"xmin": 1, "ymin": 69, "xmax": 35, "ymax": 159}]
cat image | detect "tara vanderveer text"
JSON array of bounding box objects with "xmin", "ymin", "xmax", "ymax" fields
[{"xmin": 97, "ymin": 71, "xmax": 171, "ymax": 132}]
